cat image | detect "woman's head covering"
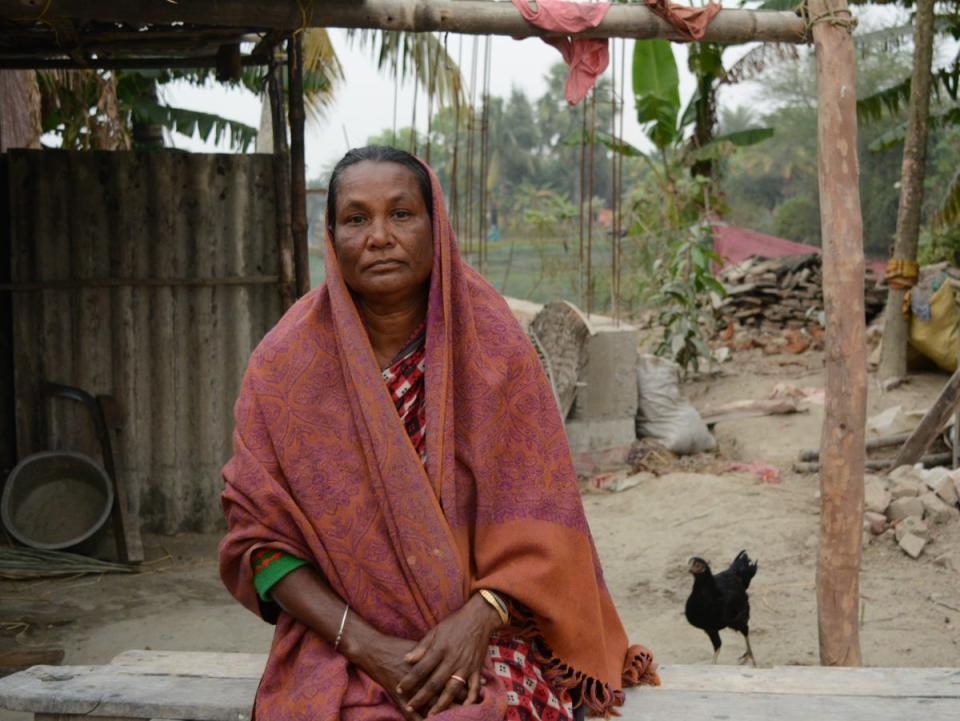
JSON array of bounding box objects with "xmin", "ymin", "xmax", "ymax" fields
[{"xmin": 219, "ymin": 150, "xmax": 657, "ymax": 721}]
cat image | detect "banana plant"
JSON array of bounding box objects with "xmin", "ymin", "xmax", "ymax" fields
[
  {"xmin": 627, "ymin": 39, "xmax": 773, "ymax": 167},
  {"xmin": 612, "ymin": 38, "xmax": 772, "ymax": 374}
]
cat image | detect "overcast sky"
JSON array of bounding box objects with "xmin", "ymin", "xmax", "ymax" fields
[{"xmin": 164, "ymin": 4, "xmax": 909, "ymax": 183}]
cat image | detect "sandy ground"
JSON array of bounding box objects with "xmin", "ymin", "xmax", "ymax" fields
[{"xmin": 2, "ymin": 347, "xmax": 960, "ymax": 721}]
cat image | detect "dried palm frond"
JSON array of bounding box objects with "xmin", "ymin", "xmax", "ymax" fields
[
  {"xmin": 722, "ymin": 44, "xmax": 800, "ymax": 86},
  {"xmin": 0, "ymin": 546, "xmax": 137, "ymax": 580}
]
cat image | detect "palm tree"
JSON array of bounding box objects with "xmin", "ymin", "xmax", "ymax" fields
[{"xmin": 38, "ymin": 29, "xmax": 464, "ymax": 153}]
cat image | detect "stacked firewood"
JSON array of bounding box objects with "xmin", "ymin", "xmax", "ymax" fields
[{"xmin": 713, "ymin": 254, "xmax": 886, "ymax": 330}]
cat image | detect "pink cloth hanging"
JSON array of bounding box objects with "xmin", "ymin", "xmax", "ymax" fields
[
  {"xmin": 511, "ymin": 0, "xmax": 611, "ymax": 105},
  {"xmin": 644, "ymin": 0, "xmax": 722, "ymax": 41}
]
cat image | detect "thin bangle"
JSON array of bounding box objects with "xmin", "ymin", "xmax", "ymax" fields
[
  {"xmin": 334, "ymin": 603, "xmax": 350, "ymax": 651},
  {"xmin": 478, "ymin": 589, "xmax": 509, "ymax": 625}
]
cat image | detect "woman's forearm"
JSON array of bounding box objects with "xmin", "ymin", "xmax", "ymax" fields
[
  {"xmin": 269, "ymin": 565, "xmax": 377, "ymax": 662},
  {"xmin": 270, "ymin": 566, "xmax": 426, "ymax": 719}
]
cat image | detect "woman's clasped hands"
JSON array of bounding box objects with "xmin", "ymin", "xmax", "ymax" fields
[{"xmin": 360, "ymin": 593, "xmax": 502, "ymax": 720}]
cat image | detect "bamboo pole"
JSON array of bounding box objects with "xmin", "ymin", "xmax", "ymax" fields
[
  {"xmin": 2, "ymin": 1, "xmax": 808, "ymax": 44},
  {"xmin": 809, "ymin": 0, "xmax": 866, "ymax": 668},
  {"xmin": 877, "ymin": 0, "xmax": 936, "ymax": 383},
  {"xmin": 287, "ymin": 33, "xmax": 310, "ymax": 298}
]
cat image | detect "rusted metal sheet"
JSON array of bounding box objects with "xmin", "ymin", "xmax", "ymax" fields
[{"xmin": 8, "ymin": 150, "xmax": 284, "ymax": 533}]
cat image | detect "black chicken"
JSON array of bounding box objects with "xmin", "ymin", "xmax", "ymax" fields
[{"xmin": 684, "ymin": 550, "xmax": 758, "ymax": 666}]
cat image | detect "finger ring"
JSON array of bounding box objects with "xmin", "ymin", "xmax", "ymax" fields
[{"xmin": 450, "ymin": 674, "xmax": 467, "ymax": 685}]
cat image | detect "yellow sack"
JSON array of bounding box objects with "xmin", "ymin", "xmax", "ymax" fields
[{"xmin": 909, "ymin": 282, "xmax": 960, "ymax": 372}]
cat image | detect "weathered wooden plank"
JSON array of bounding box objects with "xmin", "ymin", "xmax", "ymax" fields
[
  {"xmin": 622, "ymin": 688, "xmax": 960, "ymax": 721},
  {"xmin": 656, "ymin": 664, "xmax": 960, "ymax": 698},
  {"xmin": 5, "ymin": 668, "xmax": 960, "ymax": 721},
  {"xmin": 104, "ymin": 652, "xmax": 960, "ymax": 700},
  {"xmin": 0, "ymin": 665, "xmax": 255, "ymax": 721},
  {"xmin": 108, "ymin": 651, "xmax": 266, "ymax": 680},
  {"xmin": 36, "ymin": 715, "xmax": 146, "ymax": 721}
]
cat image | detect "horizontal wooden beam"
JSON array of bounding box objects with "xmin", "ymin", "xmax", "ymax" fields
[
  {"xmin": 0, "ymin": 275, "xmax": 280, "ymax": 290},
  {"xmin": 0, "ymin": 29, "xmax": 254, "ymax": 54},
  {"xmin": 0, "ymin": 55, "xmax": 267, "ymax": 69},
  {"xmin": 0, "ymin": 0, "xmax": 809, "ymax": 44}
]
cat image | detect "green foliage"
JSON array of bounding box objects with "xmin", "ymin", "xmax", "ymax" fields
[
  {"xmin": 918, "ymin": 224, "xmax": 960, "ymax": 266},
  {"xmin": 652, "ymin": 219, "xmax": 725, "ymax": 376},
  {"xmin": 773, "ymin": 195, "xmax": 821, "ymax": 246},
  {"xmin": 632, "ymin": 39, "xmax": 681, "ymax": 149},
  {"xmin": 942, "ymin": 170, "xmax": 960, "ymax": 227},
  {"xmin": 689, "ymin": 127, "xmax": 775, "ymax": 162},
  {"xmin": 38, "ymin": 67, "xmax": 259, "ymax": 151},
  {"xmin": 372, "ymin": 67, "xmax": 617, "ymax": 236},
  {"xmin": 719, "ymin": 43, "xmax": 948, "ymax": 258},
  {"xmin": 37, "ymin": 70, "xmax": 128, "ymax": 149},
  {"xmin": 622, "ymin": 39, "xmax": 768, "ymax": 373}
]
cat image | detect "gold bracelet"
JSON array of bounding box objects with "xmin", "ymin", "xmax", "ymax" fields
[{"xmin": 478, "ymin": 589, "xmax": 509, "ymax": 625}]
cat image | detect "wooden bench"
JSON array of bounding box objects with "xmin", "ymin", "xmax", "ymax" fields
[{"xmin": 1, "ymin": 650, "xmax": 959, "ymax": 721}]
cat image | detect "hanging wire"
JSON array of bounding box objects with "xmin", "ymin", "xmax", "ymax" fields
[
  {"xmin": 409, "ymin": 49, "xmax": 419, "ymax": 155},
  {"xmin": 451, "ymin": 34, "xmax": 462, "ymax": 239},
  {"xmin": 617, "ymin": 36, "xmax": 626, "ymax": 322},
  {"xmin": 610, "ymin": 37, "xmax": 619, "ymax": 324},
  {"xmin": 586, "ymin": 87, "xmax": 597, "ymax": 317},
  {"xmin": 578, "ymin": 100, "xmax": 587, "ymax": 309},
  {"xmin": 464, "ymin": 35, "xmax": 480, "ymax": 260},
  {"xmin": 478, "ymin": 35, "xmax": 492, "ymax": 275},
  {"xmin": 425, "ymin": 33, "xmax": 442, "ymax": 164},
  {"xmin": 392, "ymin": 65, "xmax": 399, "ymax": 146}
]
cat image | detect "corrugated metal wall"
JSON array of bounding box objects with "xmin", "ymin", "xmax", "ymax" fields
[{"xmin": 8, "ymin": 150, "xmax": 284, "ymax": 533}]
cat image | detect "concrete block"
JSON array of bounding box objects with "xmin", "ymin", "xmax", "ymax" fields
[
  {"xmin": 864, "ymin": 511, "xmax": 887, "ymax": 535},
  {"xmin": 571, "ymin": 323, "xmax": 638, "ymax": 422},
  {"xmin": 894, "ymin": 516, "xmax": 928, "ymax": 542},
  {"xmin": 864, "ymin": 477, "xmax": 892, "ymax": 514},
  {"xmin": 920, "ymin": 492, "xmax": 960, "ymax": 524},
  {"xmin": 566, "ymin": 418, "xmax": 636, "ymax": 455},
  {"xmin": 898, "ymin": 532, "xmax": 927, "ymax": 559},
  {"xmin": 887, "ymin": 496, "xmax": 924, "ymax": 522}
]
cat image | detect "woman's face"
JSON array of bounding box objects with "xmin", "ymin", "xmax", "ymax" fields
[{"xmin": 332, "ymin": 160, "xmax": 433, "ymax": 305}]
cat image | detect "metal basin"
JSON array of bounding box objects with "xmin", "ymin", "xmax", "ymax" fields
[{"xmin": 1, "ymin": 450, "xmax": 114, "ymax": 550}]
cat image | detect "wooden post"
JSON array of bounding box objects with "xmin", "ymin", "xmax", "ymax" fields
[
  {"xmin": 287, "ymin": 32, "xmax": 310, "ymax": 298},
  {"xmin": 267, "ymin": 49, "xmax": 295, "ymax": 309},
  {"xmin": 809, "ymin": 0, "xmax": 866, "ymax": 667},
  {"xmin": 891, "ymin": 365, "xmax": 960, "ymax": 469},
  {"xmin": 877, "ymin": 0, "xmax": 936, "ymax": 383}
]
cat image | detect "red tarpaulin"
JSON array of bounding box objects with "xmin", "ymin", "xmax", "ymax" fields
[{"xmin": 713, "ymin": 224, "xmax": 886, "ymax": 274}]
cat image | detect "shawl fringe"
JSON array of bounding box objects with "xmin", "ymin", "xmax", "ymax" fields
[{"xmin": 502, "ymin": 602, "xmax": 660, "ymax": 718}]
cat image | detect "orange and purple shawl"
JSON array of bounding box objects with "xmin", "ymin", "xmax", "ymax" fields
[{"xmin": 219, "ymin": 161, "xmax": 657, "ymax": 721}]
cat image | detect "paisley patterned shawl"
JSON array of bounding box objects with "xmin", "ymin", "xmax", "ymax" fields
[{"xmin": 218, "ymin": 160, "xmax": 658, "ymax": 721}]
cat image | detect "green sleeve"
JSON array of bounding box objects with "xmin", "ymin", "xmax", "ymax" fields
[{"xmin": 253, "ymin": 553, "xmax": 309, "ymax": 601}]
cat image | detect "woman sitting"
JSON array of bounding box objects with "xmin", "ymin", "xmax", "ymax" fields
[{"xmin": 219, "ymin": 146, "xmax": 658, "ymax": 721}]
